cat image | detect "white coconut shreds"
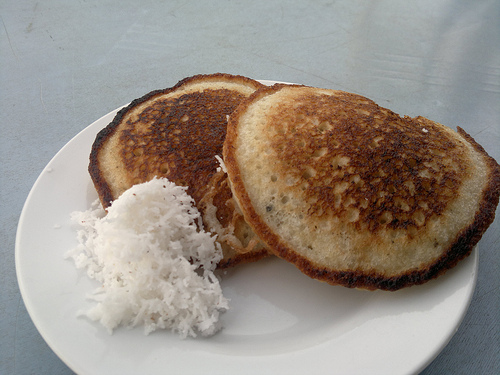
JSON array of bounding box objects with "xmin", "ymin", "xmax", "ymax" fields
[
  {"xmin": 215, "ymin": 154, "xmax": 227, "ymax": 173},
  {"xmin": 65, "ymin": 177, "xmax": 229, "ymax": 339}
]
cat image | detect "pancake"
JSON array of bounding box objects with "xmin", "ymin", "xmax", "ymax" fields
[
  {"xmin": 223, "ymin": 84, "xmax": 500, "ymax": 290},
  {"xmin": 89, "ymin": 73, "xmax": 270, "ymax": 268}
]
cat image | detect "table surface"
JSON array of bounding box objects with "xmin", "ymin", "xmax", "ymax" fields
[{"xmin": 1, "ymin": 1, "xmax": 499, "ymax": 374}]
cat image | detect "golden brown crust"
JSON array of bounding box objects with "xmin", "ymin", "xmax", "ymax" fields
[
  {"xmin": 89, "ymin": 73, "xmax": 264, "ymax": 208},
  {"xmin": 89, "ymin": 73, "xmax": 269, "ymax": 268},
  {"xmin": 224, "ymin": 84, "xmax": 500, "ymax": 290},
  {"xmin": 267, "ymin": 92, "xmax": 466, "ymax": 234}
]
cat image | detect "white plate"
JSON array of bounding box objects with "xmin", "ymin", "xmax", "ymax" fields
[{"xmin": 16, "ymin": 81, "xmax": 478, "ymax": 375}]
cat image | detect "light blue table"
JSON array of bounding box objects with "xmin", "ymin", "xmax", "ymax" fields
[{"xmin": 2, "ymin": 1, "xmax": 498, "ymax": 374}]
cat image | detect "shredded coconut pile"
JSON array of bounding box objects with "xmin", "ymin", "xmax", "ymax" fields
[{"xmin": 66, "ymin": 177, "xmax": 229, "ymax": 338}]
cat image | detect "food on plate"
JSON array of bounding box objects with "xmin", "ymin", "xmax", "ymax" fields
[
  {"xmin": 88, "ymin": 73, "xmax": 270, "ymax": 268},
  {"xmin": 66, "ymin": 178, "xmax": 229, "ymax": 338},
  {"xmin": 223, "ymin": 84, "xmax": 500, "ymax": 291}
]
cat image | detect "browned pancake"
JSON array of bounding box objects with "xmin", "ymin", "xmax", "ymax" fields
[
  {"xmin": 89, "ymin": 73, "xmax": 270, "ymax": 268},
  {"xmin": 224, "ymin": 84, "xmax": 500, "ymax": 290},
  {"xmin": 199, "ymin": 169, "xmax": 268, "ymax": 268}
]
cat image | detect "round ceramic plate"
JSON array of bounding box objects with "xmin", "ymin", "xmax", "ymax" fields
[{"xmin": 15, "ymin": 81, "xmax": 477, "ymax": 375}]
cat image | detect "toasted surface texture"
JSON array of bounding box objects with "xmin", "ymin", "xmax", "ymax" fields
[
  {"xmin": 89, "ymin": 73, "xmax": 269, "ymax": 268},
  {"xmin": 224, "ymin": 84, "xmax": 500, "ymax": 290}
]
